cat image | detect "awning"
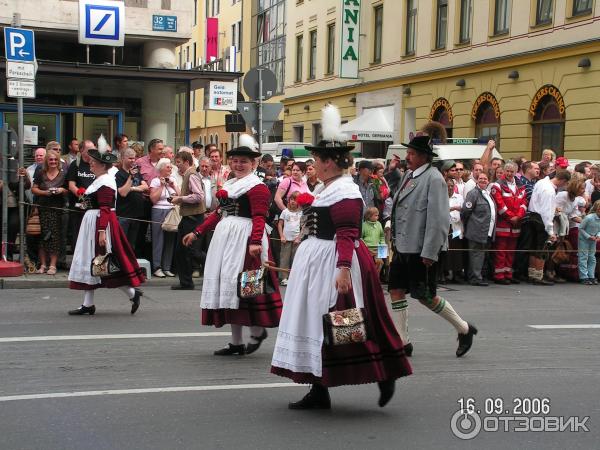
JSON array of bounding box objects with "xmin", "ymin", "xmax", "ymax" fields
[{"xmin": 341, "ymin": 106, "xmax": 394, "ymax": 142}]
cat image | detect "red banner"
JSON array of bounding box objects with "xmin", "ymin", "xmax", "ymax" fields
[{"xmin": 206, "ymin": 17, "xmax": 219, "ymax": 61}]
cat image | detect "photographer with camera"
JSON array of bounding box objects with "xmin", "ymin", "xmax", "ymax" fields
[
  {"xmin": 116, "ymin": 148, "xmax": 149, "ymax": 253},
  {"xmin": 67, "ymin": 140, "xmax": 96, "ymax": 251}
]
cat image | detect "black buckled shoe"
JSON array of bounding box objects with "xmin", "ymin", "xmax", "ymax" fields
[
  {"xmin": 131, "ymin": 288, "xmax": 142, "ymax": 315},
  {"xmin": 214, "ymin": 343, "xmax": 246, "ymax": 356},
  {"xmin": 456, "ymin": 323, "xmax": 478, "ymax": 357},
  {"xmin": 403, "ymin": 342, "xmax": 413, "ymax": 357},
  {"xmin": 378, "ymin": 380, "xmax": 396, "ymax": 407},
  {"xmin": 288, "ymin": 385, "xmax": 331, "ymax": 410},
  {"xmin": 170, "ymin": 284, "xmax": 195, "ymax": 290},
  {"xmin": 68, "ymin": 305, "xmax": 96, "ymax": 316},
  {"xmin": 246, "ymin": 329, "xmax": 268, "ymax": 355}
]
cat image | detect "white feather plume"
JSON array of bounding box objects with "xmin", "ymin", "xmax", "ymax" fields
[
  {"xmin": 321, "ymin": 104, "xmax": 346, "ymax": 142},
  {"xmin": 238, "ymin": 133, "xmax": 258, "ymax": 149},
  {"xmin": 97, "ymin": 134, "xmax": 108, "ymax": 154}
]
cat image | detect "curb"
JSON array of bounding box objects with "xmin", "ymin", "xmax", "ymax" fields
[{"xmin": 0, "ymin": 276, "xmax": 199, "ymax": 290}]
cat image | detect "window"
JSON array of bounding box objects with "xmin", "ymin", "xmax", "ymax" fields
[
  {"xmin": 295, "ymin": 34, "xmax": 303, "ymax": 82},
  {"xmin": 373, "ymin": 5, "xmax": 383, "ymax": 63},
  {"xmin": 232, "ymin": 22, "xmax": 241, "ymax": 49},
  {"xmin": 536, "ymin": 0, "xmax": 553, "ymax": 24},
  {"xmin": 494, "ymin": 0, "xmax": 511, "ymax": 35},
  {"xmin": 573, "ymin": 0, "xmax": 592, "ymax": 15},
  {"xmin": 193, "ymin": 43, "xmax": 197, "ymax": 66},
  {"xmin": 186, "ymin": 46, "xmax": 190, "ymax": 62},
  {"xmin": 312, "ymin": 123, "xmax": 322, "ymax": 146},
  {"xmin": 211, "ymin": 0, "xmax": 220, "ymax": 16},
  {"xmin": 254, "ymin": 0, "xmax": 286, "ymax": 94},
  {"xmin": 293, "ymin": 125, "xmax": 304, "ymax": 142},
  {"xmin": 194, "ymin": 0, "xmax": 197, "ymax": 26},
  {"xmin": 326, "ymin": 23, "xmax": 335, "ymax": 74},
  {"xmin": 459, "ymin": 0, "xmax": 473, "ymax": 43},
  {"xmin": 308, "ymin": 30, "xmax": 317, "ymax": 79},
  {"xmin": 435, "ymin": 0, "xmax": 448, "ymax": 49},
  {"xmin": 406, "ymin": 0, "xmax": 417, "ymax": 55}
]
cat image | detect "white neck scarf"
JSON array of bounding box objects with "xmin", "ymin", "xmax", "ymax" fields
[
  {"xmin": 85, "ymin": 173, "xmax": 116, "ymax": 195},
  {"xmin": 223, "ymin": 173, "xmax": 262, "ymax": 199},
  {"xmin": 312, "ymin": 175, "xmax": 363, "ymax": 207}
]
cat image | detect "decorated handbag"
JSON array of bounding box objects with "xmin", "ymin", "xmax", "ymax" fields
[
  {"xmin": 91, "ymin": 253, "xmax": 121, "ymax": 277},
  {"xmin": 322, "ymin": 307, "xmax": 368, "ymax": 346},
  {"xmin": 26, "ymin": 208, "xmax": 41, "ymax": 236},
  {"xmin": 237, "ymin": 266, "xmax": 268, "ymax": 299}
]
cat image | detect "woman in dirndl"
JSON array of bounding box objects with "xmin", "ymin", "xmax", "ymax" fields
[
  {"xmin": 183, "ymin": 135, "xmax": 282, "ymax": 356},
  {"xmin": 271, "ymin": 105, "xmax": 412, "ymax": 410},
  {"xmin": 67, "ymin": 146, "xmax": 145, "ymax": 315}
]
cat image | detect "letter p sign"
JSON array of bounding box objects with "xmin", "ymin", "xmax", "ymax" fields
[{"xmin": 4, "ymin": 27, "xmax": 35, "ymax": 63}]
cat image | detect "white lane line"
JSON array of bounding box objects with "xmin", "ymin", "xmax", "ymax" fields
[
  {"xmin": 0, "ymin": 332, "xmax": 230, "ymax": 343},
  {"xmin": 529, "ymin": 325, "xmax": 600, "ymax": 329},
  {"xmin": 0, "ymin": 383, "xmax": 303, "ymax": 402}
]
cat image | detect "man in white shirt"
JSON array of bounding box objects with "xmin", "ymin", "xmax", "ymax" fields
[
  {"xmin": 520, "ymin": 170, "xmax": 571, "ymax": 285},
  {"xmin": 463, "ymin": 162, "xmax": 484, "ymax": 198}
]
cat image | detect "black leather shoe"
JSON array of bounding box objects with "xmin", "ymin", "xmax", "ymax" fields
[
  {"xmin": 456, "ymin": 324, "xmax": 478, "ymax": 357},
  {"xmin": 68, "ymin": 305, "xmax": 96, "ymax": 315},
  {"xmin": 532, "ymin": 278, "xmax": 554, "ymax": 286},
  {"xmin": 170, "ymin": 284, "xmax": 195, "ymax": 290},
  {"xmin": 289, "ymin": 385, "xmax": 331, "ymax": 410},
  {"xmin": 378, "ymin": 380, "xmax": 396, "ymax": 407},
  {"xmin": 246, "ymin": 329, "xmax": 268, "ymax": 355},
  {"xmin": 403, "ymin": 342, "xmax": 413, "ymax": 357},
  {"xmin": 470, "ymin": 280, "xmax": 489, "ymax": 286},
  {"xmin": 509, "ymin": 278, "xmax": 521, "ymax": 284},
  {"xmin": 494, "ymin": 279, "xmax": 510, "ymax": 285},
  {"xmin": 131, "ymin": 288, "xmax": 142, "ymax": 315},
  {"xmin": 214, "ymin": 343, "xmax": 246, "ymax": 356}
]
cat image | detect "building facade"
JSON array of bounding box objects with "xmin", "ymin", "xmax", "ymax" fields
[{"xmin": 284, "ymin": 0, "xmax": 600, "ymax": 160}]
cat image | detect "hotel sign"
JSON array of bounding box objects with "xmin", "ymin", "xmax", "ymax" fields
[{"xmin": 340, "ymin": 0, "xmax": 361, "ymax": 79}]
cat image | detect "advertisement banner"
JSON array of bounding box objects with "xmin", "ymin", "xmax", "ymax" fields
[
  {"xmin": 206, "ymin": 17, "xmax": 219, "ymax": 62},
  {"xmin": 205, "ymin": 81, "xmax": 238, "ymax": 111},
  {"xmin": 340, "ymin": 0, "xmax": 361, "ymax": 79}
]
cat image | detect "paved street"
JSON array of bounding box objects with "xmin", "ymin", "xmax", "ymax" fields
[{"xmin": 0, "ymin": 282, "xmax": 599, "ymax": 450}]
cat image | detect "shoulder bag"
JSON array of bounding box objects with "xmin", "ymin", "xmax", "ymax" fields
[
  {"xmin": 162, "ymin": 205, "xmax": 181, "ymax": 232},
  {"xmin": 323, "ymin": 307, "xmax": 368, "ymax": 346},
  {"xmin": 91, "ymin": 253, "xmax": 121, "ymax": 277},
  {"xmin": 26, "ymin": 207, "xmax": 41, "ymax": 236}
]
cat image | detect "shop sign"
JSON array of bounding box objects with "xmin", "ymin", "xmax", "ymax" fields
[
  {"xmin": 152, "ymin": 15, "xmax": 177, "ymax": 32},
  {"xmin": 529, "ymin": 84, "xmax": 565, "ymax": 116},
  {"xmin": 205, "ymin": 81, "xmax": 238, "ymax": 111},
  {"xmin": 429, "ymin": 98, "xmax": 454, "ymax": 122},
  {"xmin": 340, "ymin": 0, "xmax": 361, "ymax": 79},
  {"xmin": 79, "ymin": 0, "xmax": 125, "ymax": 47},
  {"xmin": 471, "ymin": 92, "xmax": 500, "ymax": 120},
  {"xmin": 350, "ymin": 131, "xmax": 393, "ymax": 142}
]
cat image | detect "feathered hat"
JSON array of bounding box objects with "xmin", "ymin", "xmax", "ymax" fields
[
  {"xmin": 88, "ymin": 134, "xmax": 118, "ymax": 164},
  {"xmin": 227, "ymin": 133, "xmax": 262, "ymax": 158},
  {"xmin": 306, "ymin": 104, "xmax": 354, "ymax": 154},
  {"xmin": 400, "ymin": 121, "xmax": 447, "ymax": 158}
]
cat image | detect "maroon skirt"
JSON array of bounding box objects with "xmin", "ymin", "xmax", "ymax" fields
[
  {"xmin": 271, "ymin": 242, "xmax": 412, "ymax": 387},
  {"xmin": 70, "ymin": 212, "xmax": 145, "ymax": 290},
  {"xmin": 202, "ymin": 245, "xmax": 282, "ymax": 328}
]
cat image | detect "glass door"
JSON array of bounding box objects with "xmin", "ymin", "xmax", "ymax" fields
[{"xmin": 83, "ymin": 114, "xmax": 115, "ymax": 144}]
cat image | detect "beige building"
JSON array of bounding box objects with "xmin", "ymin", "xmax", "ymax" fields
[{"xmin": 284, "ymin": 0, "xmax": 600, "ymax": 160}]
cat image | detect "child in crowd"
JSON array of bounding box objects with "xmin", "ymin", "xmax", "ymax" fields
[
  {"xmin": 277, "ymin": 191, "xmax": 302, "ymax": 285},
  {"xmin": 361, "ymin": 207, "xmax": 386, "ymax": 275},
  {"xmin": 578, "ymin": 200, "xmax": 600, "ymax": 285}
]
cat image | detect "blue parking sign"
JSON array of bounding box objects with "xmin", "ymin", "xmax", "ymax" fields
[{"xmin": 4, "ymin": 27, "xmax": 35, "ymax": 63}]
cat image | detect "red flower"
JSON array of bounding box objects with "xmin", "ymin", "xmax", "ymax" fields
[
  {"xmin": 76, "ymin": 187, "xmax": 86, "ymax": 197},
  {"xmin": 216, "ymin": 189, "xmax": 229, "ymax": 200},
  {"xmin": 296, "ymin": 193, "xmax": 315, "ymax": 207}
]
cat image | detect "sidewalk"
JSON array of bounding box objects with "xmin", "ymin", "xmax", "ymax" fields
[{"xmin": 0, "ymin": 270, "xmax": 188, "ymax": 289}]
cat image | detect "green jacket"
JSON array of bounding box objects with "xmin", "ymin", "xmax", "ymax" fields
[{"xmin": 361, "ymin": 220, "xmax": 385, "ymax": 249}]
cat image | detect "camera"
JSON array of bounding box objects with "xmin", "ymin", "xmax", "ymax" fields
[
  {"xmin": 49, "ymin": 187, "xmax": 58, "ymax": 194},
  {"xmin": 167, "ymin": 197, "xmax": 173, "ymax": 203},
  {"xmin": 130, "ymin": 164, "xmax": 139, "ymax": 175}
]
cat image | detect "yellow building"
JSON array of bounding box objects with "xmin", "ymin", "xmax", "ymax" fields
[{"xmin": 284, "ymin": 0, "xmax": 600, "ymax": 160}]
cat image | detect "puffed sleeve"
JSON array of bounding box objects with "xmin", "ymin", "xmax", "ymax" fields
[
  {"xmin": 247, "ymin": 184, "xmax": 270, "ymax": 245},
  {"xmin": 96, "ymin": 186, "xmax": 115, "ymax": 231},
  {"xmin": 330, "ymin": 198, "xmax": 362, "ymax": 268}
]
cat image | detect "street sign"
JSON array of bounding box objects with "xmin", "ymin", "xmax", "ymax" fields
[
  {"xmin": 3, "ymin": 27, "xmax": 35, "ymax": 62},
  {"xmin": 7, "ymin": 80, "xmax": 35, "ymax": 99},
  {"xmin": 340, "ymin": 0, "xmax": 361, "ymax": 79},
  {"xmin": 243, "ymin": 68, "xmax": 277, "ymax": 101},
  {"xmin": 152, "ymin": 15, "xmax": 177, "ymax": 32},
  {"xmin": 6, "ymin": 61, "xmax": 35, "ymax": 80},
  {"xmin": 79, "ymin": 0, "xmax": 125, "ymax": 47},
  {"xmin": 237, "ymin": 102, "xmax": 283, "ymax": 136}
]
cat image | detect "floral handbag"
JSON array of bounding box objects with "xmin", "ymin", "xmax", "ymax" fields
[
  {"xmin": 322, "ymin": 307, "xmax": 368, "ymax": 346},
  {"xmin": 91, "ymin": 253, "xmax": 121, "ymax": 278},
  {"xmin": 237, "ymin": 267, "xmax": 268, "ymax": 299}
]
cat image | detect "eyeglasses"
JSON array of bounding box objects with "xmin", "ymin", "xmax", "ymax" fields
[{"xmin": 456, "ymin": 168, "xmax": 464, "ymax": 171}]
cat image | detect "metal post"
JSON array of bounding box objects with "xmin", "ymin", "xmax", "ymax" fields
[
  {"xmin": 13, "ymin": 13, "xmax": 25, "ymax": 265},
  {"xmin": 86, "ymin": 45, "xmax": 90, "ymax": 64},
  {"xmin": 112, "ymin": 47, "xmax": 116, "ymax": 65},
  {"xmin": 1, "ymin": 125, "xmax": 8, "ymax": 261},
  {"xmin": 258, "ymin": 68, "xmax": 263, "ymax": 151}
]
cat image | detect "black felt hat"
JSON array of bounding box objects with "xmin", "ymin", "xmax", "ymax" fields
[
  {"xmin": 401, "ymin": 135, "xmax": 438, "ymax": 157},
  {"xmin": 306, "ymin": 140, "xmax": 354, "ymax": 155},
  {"xmin": 226, "ymin": 146, "xmax": 261, "ymax": 158},
  {"xmin": 88, "ymin": 148, "xmax": 118, "ymax": 164}
]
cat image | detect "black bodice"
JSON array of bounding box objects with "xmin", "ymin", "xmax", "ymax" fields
[
  {"xmin": 301, "ymin": 206, "xmax": 336, "ymax": 240},
  {"xmin": 220, "ymin": 195, "xmax": 252, "ymax": 218}
]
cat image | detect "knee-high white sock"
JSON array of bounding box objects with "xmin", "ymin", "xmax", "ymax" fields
[
  {"xmin": 83, "ymin": 290, "xmax": 94, "ymax": 307},
  {"xmin": 436, "ymin": 298, "xmax": 469, "ymax": 334},
  {"xmin": 249, "ymin": 326, "xmax": 265, "ymax": 343},
  {"xmin": 231, "ymin": 324, "xmax": 243, "ymax": 345},
  {"xmin": 391, "ymin": 298, "xmax": 410, "ymax": 344},
  {"xmin": 118, "ymin": 286, "xmax": 135, "ymax": 299}
]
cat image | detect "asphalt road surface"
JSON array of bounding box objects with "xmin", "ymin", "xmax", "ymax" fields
[{"xmin": 0, "ymin": 282, "xmax": 599, "ymax": 450}]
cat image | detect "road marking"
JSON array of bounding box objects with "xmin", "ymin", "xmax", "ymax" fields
[
  {"xmin": 0, "ymin": 332, "xmax": 230, "ymax": 343},
  {"xmin": 0, "ymin": 383, "xmax": 302, "ymax": 402},
  {"xmin": 529, "ymin": 325, "xmax": 600, "ymax": 329}
]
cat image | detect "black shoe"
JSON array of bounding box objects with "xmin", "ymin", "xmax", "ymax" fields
[
  {"xmin": 68, "ymin": 305, "xmax": 96, "ymax": 315},
  {"xmin": 214, "ymin": 343, "xmax": 246, "ymax": 356},
  {"xmin": 553, "ymin": 276, "xmax": 567, "ymax": 284},
  {"xmin": 494, "ymin": 279, "xmax": 510, "ymax": 285},
  {"xmin": 509, "ymin": 278, "xmax": 520, "ymax": 284},
  {"xmin": 246, "ymin": 329, "xmax": 268, "ymax": 355},
  {"xmin": 403, "ymin": 342, "xmax": 413, "ymax": 357},
  {"xmin": 170, "ymin": 284, "xmax": 195, "ymax": 290},
  {"xmin": 288, "ymin": 385, "xmax": 331, "ymax": 410},
  {"xmin": 456, "ymin": 324, "xmax": 478, "ymax": 357},
  {"xmin": 470, "ymin": 280, "xmax": 488, "ymax": 286},
  {"xmin": 532, "ymin": 278, "xmax": 554, "ymax": 286},
  {"xmin": 131, "ymin": 288, "xmax": 142, "ymax": 315},
  {"xmin": 378, "ymin": 380, "xmax": 396, "ymax": 407}
]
